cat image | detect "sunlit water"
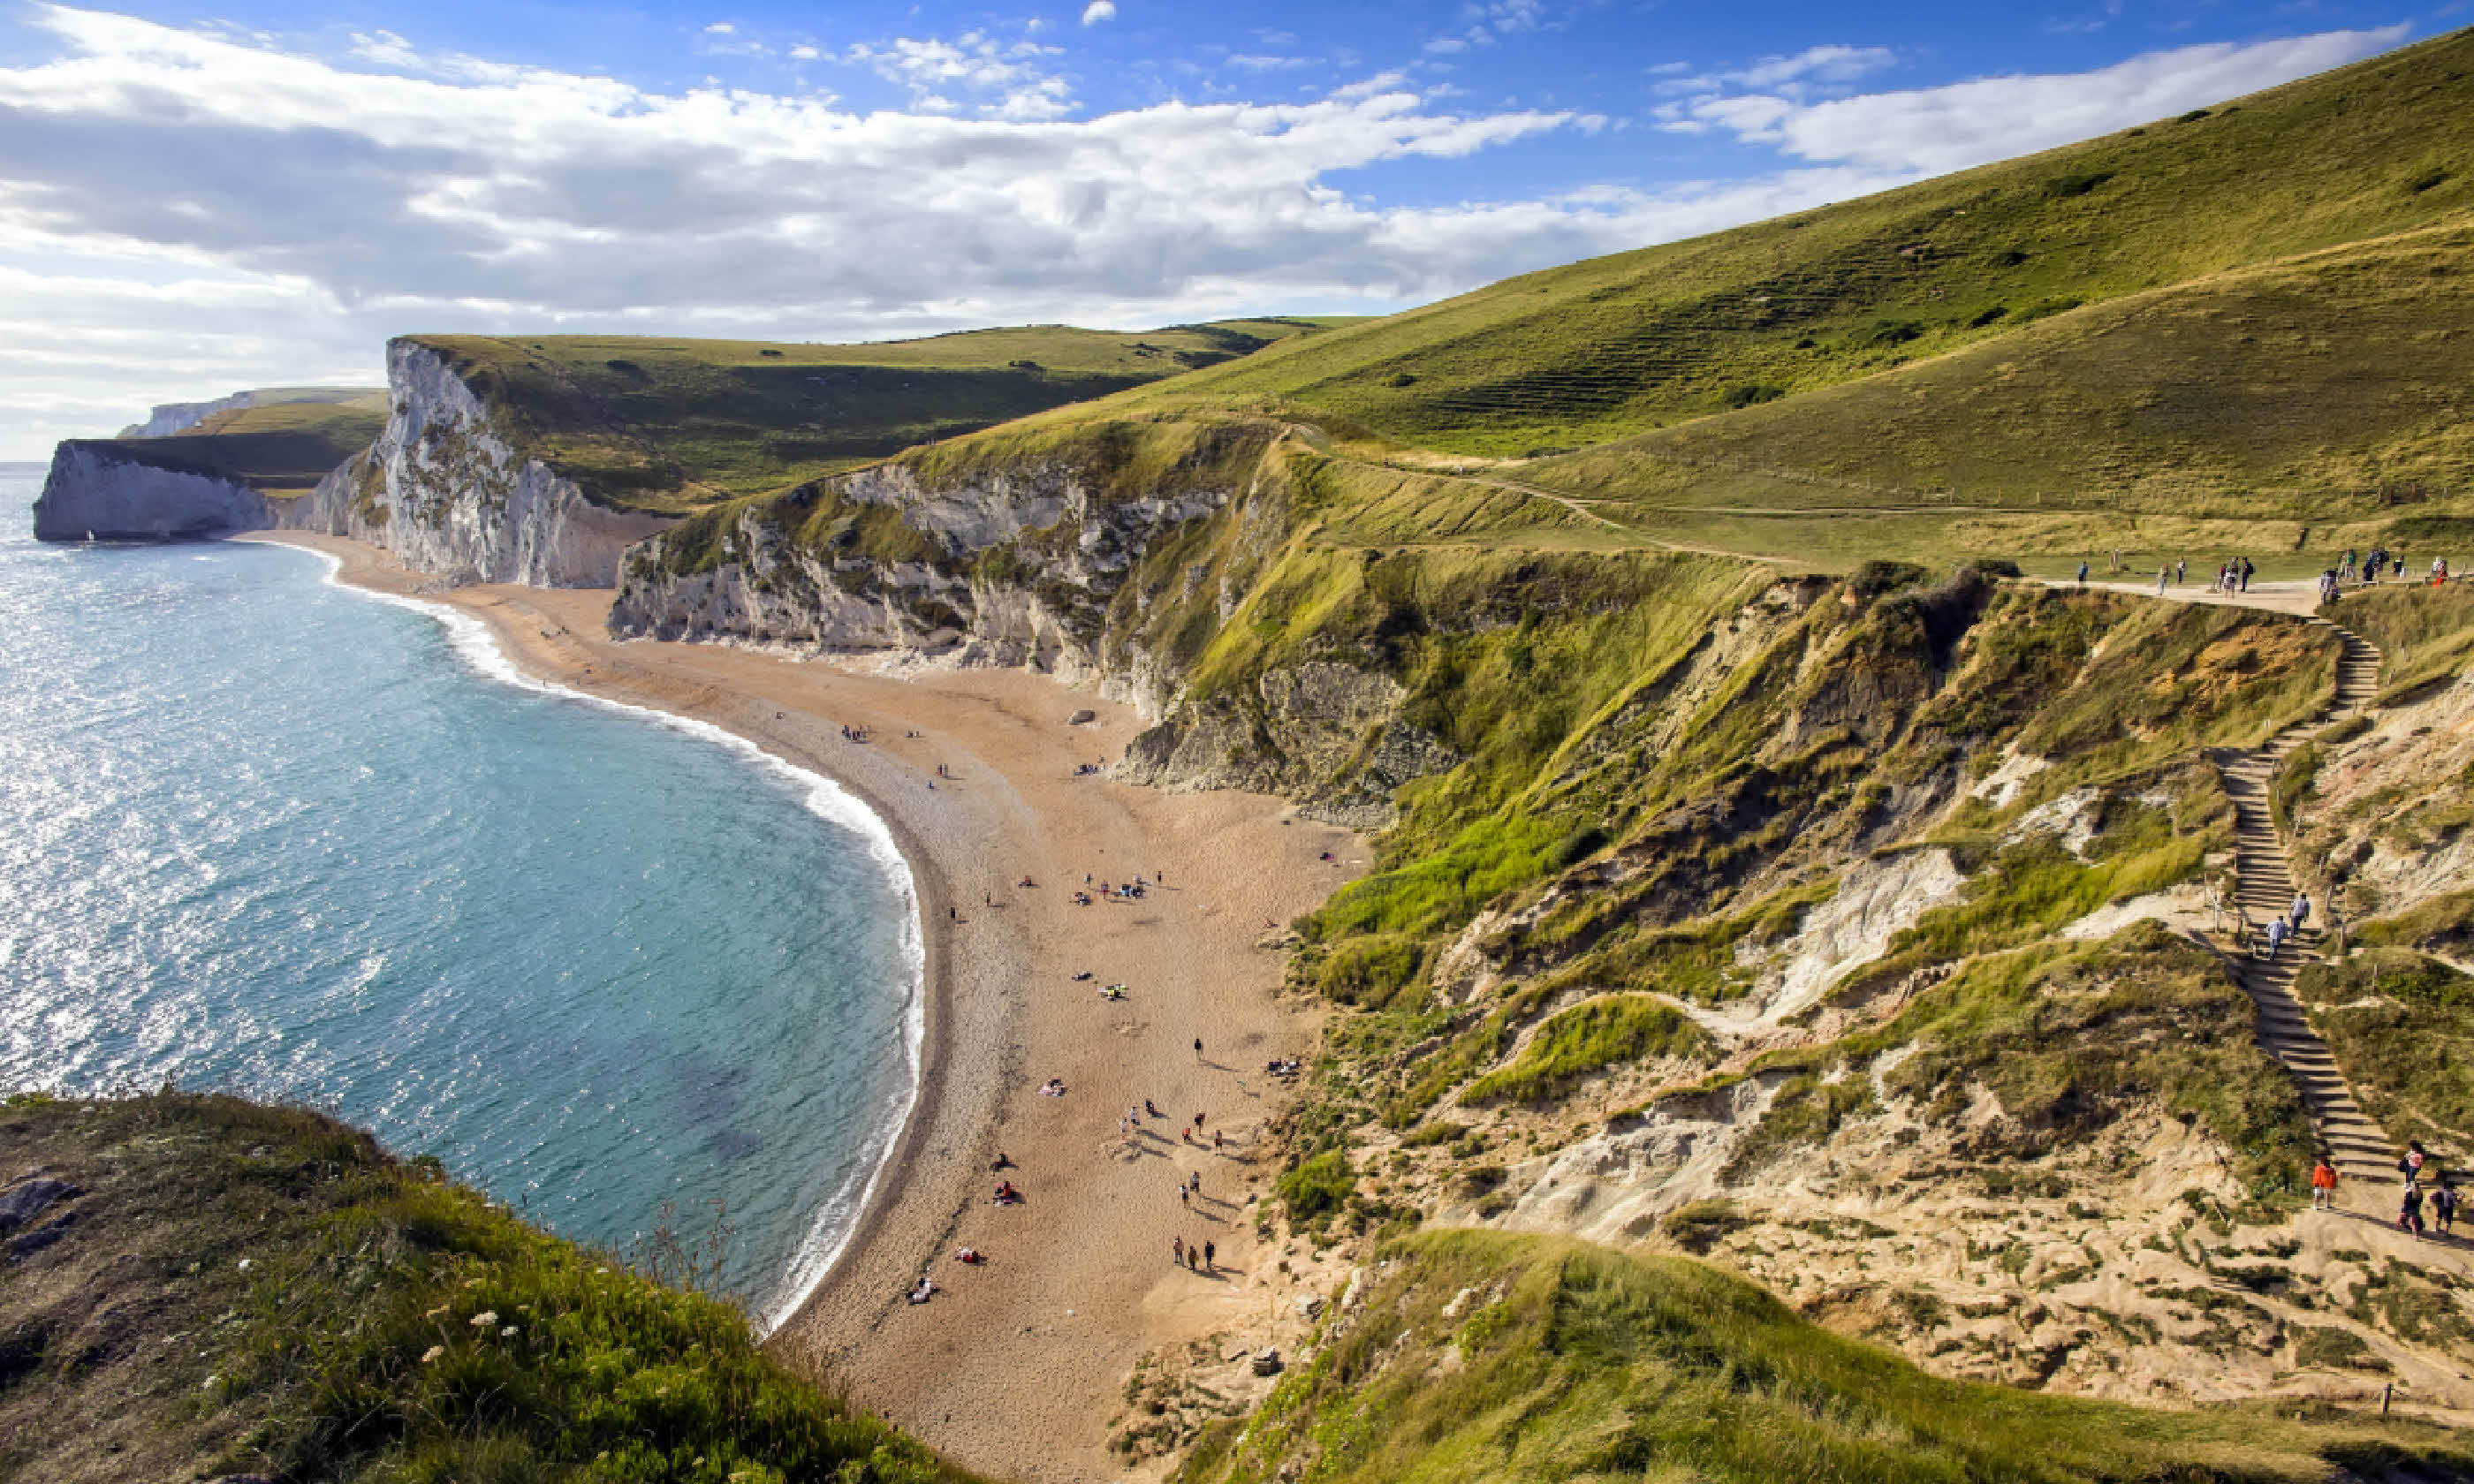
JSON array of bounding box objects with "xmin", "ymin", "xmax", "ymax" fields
[{"xmin": 0, "ymin": 463, "xmax": 919, "ymax": 1327}]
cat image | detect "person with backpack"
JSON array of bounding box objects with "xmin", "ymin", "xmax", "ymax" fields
[
  {"xmin": 2433, "ymin": 1179, "xmax": 2459, "ymax": 1235},
  {"xmin": 2264, "ymin": 914, "xmax": 2288, "ymax": 962},
  {"xmin": 2076, "ymin": 559, "xmax": 2089, "ymax": 587},
  {"xmin": 2401, "ymin": 1180, "xmax": 2427, "ymax": 1239},
  {"xmin": 2241, "ymin": 556, "xmax": 2255, "ymax": 593}
]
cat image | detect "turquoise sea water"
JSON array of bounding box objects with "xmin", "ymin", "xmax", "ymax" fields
[{"xmin": 0, "ymin": 464, "xmax": 918, "ymax": 1328}]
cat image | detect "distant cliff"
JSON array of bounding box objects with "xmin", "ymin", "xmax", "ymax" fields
[
  {"xmin": 117, "ymin": 390, "xmax": 256, "ymax": 439},
  {"xmin": 292, "ymin": 339, "xmax": 672, "ymax": 587},
  {"xmin": 32, "ymin": 440, "xmax": 269, "ymax": 541}
]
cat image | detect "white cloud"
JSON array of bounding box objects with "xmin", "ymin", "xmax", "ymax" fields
[
  {"xmin": 703, "ymin": 22, "xmax": 735, "ymax": 35},
  {"xmin": 788, "ymin": 43, "xmax": 818, "ymax": 61},
  {"xmin": 0, "ymin": 10, "xmax": 2423, "ymax": 457},
  {"xmin": 845, "ymin": 30, "xmax": 1074, "ymax": 118},
  {"xmin": 1665, "ymin": 27, "xmax": 2403, "ymax": 172},
  {"xmin": 1081, "ymin": 1, "xmax": 1115, "ymax": 26}
]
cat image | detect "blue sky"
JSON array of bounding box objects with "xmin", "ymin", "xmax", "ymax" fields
[{"xmin": 0, "ymin": 0, "xmax": 2451, "ymax": 454}]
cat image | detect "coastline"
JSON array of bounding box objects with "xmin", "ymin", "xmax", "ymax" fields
[{"xmin": 241, "ymin": 531, "xmax": 1364, "ymax": 1481}]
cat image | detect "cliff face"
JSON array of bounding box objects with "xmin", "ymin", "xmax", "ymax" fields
[
  {"xmin": 118, "ymin": 390, "xmax": 254, "ymax": 439},
  {"xmin": 292, "ymin": 340, "xmax": 672, "ymax": 587},
  {"xmin": 31, "ymin": 442, "xmax": 269, "ymax": 541}
]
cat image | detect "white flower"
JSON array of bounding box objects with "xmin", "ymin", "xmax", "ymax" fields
[{"xmin": 469, "ymin": 1310, "xmax": 498, "ymax": 1328}]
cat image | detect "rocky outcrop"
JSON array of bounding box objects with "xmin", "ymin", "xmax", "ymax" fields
[
  {"xmin": 32, "ymin": 442, "xmax": 269, "ymax": 541},
  {"xmin": 291, "ymin": 340, "xmax": 672, "ymax": 587},
  {"xmin": 613, "ymin": 438, "xmax": 1248, "ymax": 710}
]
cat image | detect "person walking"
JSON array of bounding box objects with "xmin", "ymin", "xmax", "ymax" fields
[
  {"xmin": 1172, "ymin": 1235, "xmax": 1184, "ymax": 1265},
  {"xmin": 2311, "ymin": 1156, "xmax": 2339, "ymax": 1210},
  {"xmin": 2265, "ymin": 914, "xmax": 2288, "ymax": 962},
  {"xmin": 2076, "ymin": 559, "xmax": 2089, "ymax": 587},
  {"xmin": 1193, "ymin": 1037, "xmax": 1204, "ymax": 1062},
  {"xmin": 2402, "ymin": 1180, "xmax": 2427, "ymax": 1239},
  {"xmin": 2241, "ymin": 556, "xmax": 2255, "ymax": 593},
  {"xmin": 2292, "ymin": 891, "xmax": 2311, "ymax": 932},
  {"xmin": 2434, "ymin": 1179, "xmax": 2460, "ymax": 1234},
  {"xmin": 2405, "ymin": 1140, "xmax": 2430, "ymax": 1182},
  {"xmin": 1179, "ymin": 1183, "xmax": 1190, "ymax": 1208},
  {"xmin": 2176, "ymin": 557, "xmax": 2187, "ymax": 587},
  {"xmin": 1203, "ymin": 1239, "xmax": 1216, "ymax": 1271},
  {"xmin": 2157, "ymin": 565, "xmax": 2168, "ymax": 596}
]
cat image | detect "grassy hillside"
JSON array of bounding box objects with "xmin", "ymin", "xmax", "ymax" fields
[
  {"xmin": 418, "ymin": 320, "xmax": 1351, "ymax": 511},
  {"xmin": 0, "ymin": 1092, "xmax": 975, "ymax": 1484},
  {"xmin": 1120, "ymin": 27, "xmax": 2474, "ymax": 463},
  {"xmin": 76, "ymin": 392, "xmax": 389, "ymax": 496},
  {"xmin": 1183, "ymin": 1231, "xmax": 2468, "ymax": 1484}
]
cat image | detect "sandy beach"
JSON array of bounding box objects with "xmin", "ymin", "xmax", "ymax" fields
[{"xmin": 245, "ymin": 532, "xmax": 1362, "ymax": 1481}]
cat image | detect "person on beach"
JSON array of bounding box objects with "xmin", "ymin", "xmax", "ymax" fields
[
  {"xmin": 1213, "ymin": 1129, "xmax": 1224, "ymax": 1152},
  {"xmin": 1146, "ymin": 1099, "xmax": 1160, "ymax": 1118},
  {"xmin": 1194, "ymin": 1037, "xmax": 1204, "ymax": 1062},
  {"xmin": 1179, "ymin": 1184, "xmax": 1189, "ymax": 1208},
  {"xmin": 1172, "ymin": 1236, "xmax": 1184, "ymax": 1265},
  {"xmin": 2311, "ymin": 1157, "xmax": 2338, "ymax": 1209},
  {"xmin": 1203, "ymin": 1239, "xmax": 1216, "ymax": 1271}
]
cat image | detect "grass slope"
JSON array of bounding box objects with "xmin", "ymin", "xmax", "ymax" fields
[
  {"xmin": 1182, "ymin": 1230, "xmax": 2467, "ymax": 1483},
  {"xmin": 1118, "ymin": 27, "xmax": 2474, "ymax": 463},
  {"xmin": 0, "ymin": 1092, "xmax": 975, "ymax": 1484},
  {"xmin": 77, "ymin": 392, "xmax": 389, "ymax": 497},
  {"xmin": 417, "ymin": 320, "xmax": 1350, "ymax": 511}
]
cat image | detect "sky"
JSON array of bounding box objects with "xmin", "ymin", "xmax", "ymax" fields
[{"xmin": 0, "ymin": 0, "xmax": 2452, "ymax": 457}]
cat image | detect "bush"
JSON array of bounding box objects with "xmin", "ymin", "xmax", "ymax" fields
[
  {"xmin": 1277, "ymin": 1151, "xmax": 1357, "ymax": 1224},
  {"xmin": 1553, "ymin": 825, "xmax": 1610, "ymax": 867}
]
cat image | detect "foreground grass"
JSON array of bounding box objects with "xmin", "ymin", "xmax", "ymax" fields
[
  {"xmin": 1181, "ymin": 1230, "xmax": 2469, "ymax": 1483},
  {"xmin": 0, "ymin": 1092, "xmax": 973, "ymax": 1484}
]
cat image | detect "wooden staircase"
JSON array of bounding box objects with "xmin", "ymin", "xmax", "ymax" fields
[{"xmin": 2214, "ymin": 619, "xmax": 2394, "ymax": 1185}]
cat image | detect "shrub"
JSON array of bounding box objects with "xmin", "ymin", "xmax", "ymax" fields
[{"xmin": 1277, "ymin": 1151, "xmax": 1357, "ymax": 1224}]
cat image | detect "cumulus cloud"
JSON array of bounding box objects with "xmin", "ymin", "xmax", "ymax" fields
[
  {"xmin": 1081, "ymin": 1, "xmax": 1115, "ymax": 26},
  {"xmin": 0, "ymin": 8, "xmax": 2421, "ymax": 454},
  {"xmin": 1662, "ymin": 27, "xmax": 2404, "ymax": 172}
]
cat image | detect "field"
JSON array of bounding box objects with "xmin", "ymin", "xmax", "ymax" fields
[
  {"xmin": 416, "ymin": 320, "xmax": 1353, "ymax": 510},
  {"xmin": 82, "ymin": 391, "xmax": 389, "ymax": 496}
]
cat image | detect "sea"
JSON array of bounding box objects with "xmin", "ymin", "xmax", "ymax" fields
[{"xmin": 0, "ymin": 462, "xmax": 920, "ymax": 1329}]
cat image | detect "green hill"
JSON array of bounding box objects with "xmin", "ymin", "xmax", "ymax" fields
[
  {"xmin": 1184, "ymin": 1231, "xmax": 2470, "ymax": 1484},
  {"xmin": 1122, "ymin": 29, "xmax": 2474, "ymax": 464},
  {"xmin": 414, "ymin": 320, "xmax": 1354, "ymax": 511},
  {"xmin": 0, "ymin": 1091, "xmax": 975, "ymax": 1484},
  {"xmin": 81, "ymin": 392, "xmax": 390, "ymax": 497}
]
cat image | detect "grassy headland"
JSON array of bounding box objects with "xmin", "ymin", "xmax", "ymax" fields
[
  {"xmin": 71, "ymin": 391, "xmax": 389, "ymax": 497},
  {"xmin": 0, "ymin": 1092, "xmax": 975, "ymax": 1484}
]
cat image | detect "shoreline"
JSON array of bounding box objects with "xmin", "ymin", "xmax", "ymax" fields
[
  {"xmin": 266, "ymin": 535, "xmax": 930, "ymax": 1332},
  {"xmin": 241, "ymin": 531, "xmax": 1363, "ymax": 1481}
]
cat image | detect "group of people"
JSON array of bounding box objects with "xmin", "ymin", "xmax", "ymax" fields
[
  {"xmin": 2311, "ymin": 1141, "xmax": 2463, "ymax": 1242},
  {"xmin": 2256, "ymin": 890, "xmax": 2311, "ymax": 962},
  {"xmin": 2075, "ymin": 549, "xmax": 2461, "ymax": 596}
]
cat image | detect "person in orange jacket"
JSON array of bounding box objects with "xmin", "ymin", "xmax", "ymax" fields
[{"xmin": 2311, "ymin": 1156, "xmax": 2339, "ymax": 1210}]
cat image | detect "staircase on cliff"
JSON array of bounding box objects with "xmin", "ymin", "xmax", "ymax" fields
[{"xmin": 2214, "ymin": 618, "xmax": 2394, "ymax": 1185}]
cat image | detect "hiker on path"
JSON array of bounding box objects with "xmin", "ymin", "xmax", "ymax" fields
[
  {"xmin": 2311, "ymin": 1157, "xmax": 2339, "ymax": 1210},
  {"xmin": 2076, "ymin": 560, "xmax": 2089, "ymax": 587},
  {"xmin": 2402, "ymin": 1180, "xmax": 2427, "ymax": 1239},
  {"xmin": 2176, "ymin": 557, "xmax": 2187, "ymax": 587},
  {"xmin": 2265, "ymin": 914, "xmax": 2288, "ymax": 962},
  {"xmin": 2157, "ymin": 566, "xmax": 2168, "ymax": 596},
  {"xmin": 2435, "ymin": 1180, "xmax": 2460, "ymax": 1234},
  {"xmin": 2405, "ymin": 1140, "xmax": 2429, "ymax": 1181},
  {"xmin": 2241, "ymin": 556, "xmax": 2255, "ymax": 593},
  {"xmin": 2292, "ymin": 891, "xmax": 2311, "ymax": 931}
]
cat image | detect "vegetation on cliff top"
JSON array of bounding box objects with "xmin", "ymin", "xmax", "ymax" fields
[
  {"xmin": 65, "ymin": 393, "xmax": 390, "ymax": 497},
  {"xmin": 414, "ymin": 321, "xmax": 1349, "ymax": 511},
  {"xmin": 1180, "ymin": 1230, "xmax": 2467, "ymax": 1484},
  {"xmin": 0, "ymin": 1092, "xmax": 974, "ymax": 1484}
]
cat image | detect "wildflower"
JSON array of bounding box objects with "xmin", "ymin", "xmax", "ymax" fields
[
  {"xmin": 469, "ymin": 1310, "xmax": 498, "ymax": 1328},
  {"xmin": 236, "ymin": 1259, "xmax": 253, "ymax": 1271},
  {"xmin": 500, "ymin": 1325, "xmax": 520, "ymax": 1337},
  {"xmin": 420, "ymin": 1345, "xmax": 444, "ymax": 1365}
]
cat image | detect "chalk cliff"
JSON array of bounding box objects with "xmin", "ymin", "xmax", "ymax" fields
[
  {"xmin": 31, "ymin": 441, "xmax": 269, "ymax": 541},
  {"xmin": 292, "ymin": 340, "xmax": 672, "ymax": 587}
]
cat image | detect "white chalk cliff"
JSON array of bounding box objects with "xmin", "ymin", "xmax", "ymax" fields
[
  {"xmin": 32, "ymin": 443, "xmax": 269, "ymax": 541},
  {"xmin": 292, "ymin": 340, "xmax": 672, "ymax": 587}
]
